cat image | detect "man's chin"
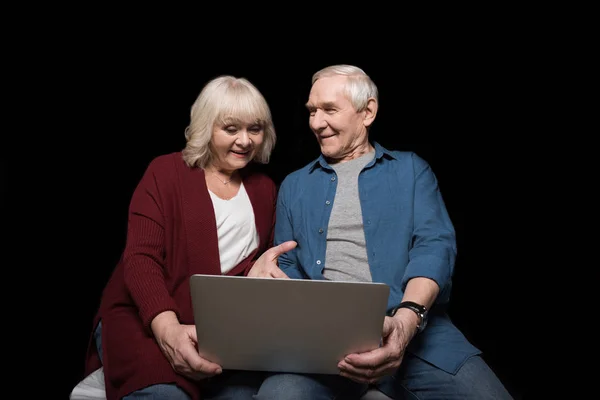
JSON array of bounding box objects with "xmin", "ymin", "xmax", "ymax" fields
[{"xmin": 320, "ymin": 147, "xmax": 339, "ymax": 158}]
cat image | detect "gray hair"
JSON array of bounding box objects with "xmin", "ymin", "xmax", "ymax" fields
[
  {"xmin": 312, "ymin": 65, "xmax": 379, "ymax": 112},
  {"xmin": 182, "ymin": 75, "xmax": 276, "ymax": 168}
]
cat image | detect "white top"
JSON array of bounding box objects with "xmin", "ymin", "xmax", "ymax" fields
[{"xmin": 209, "ymin": 183, "xmax": 259, "ymax": 274}]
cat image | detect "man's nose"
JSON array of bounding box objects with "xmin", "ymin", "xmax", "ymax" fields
[{"xmin": 310, "ymin": 110, "xmax": 327, "ymax": 130}]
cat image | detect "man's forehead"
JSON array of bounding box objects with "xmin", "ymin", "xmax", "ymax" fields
[{"xmin": 307, "ymin": 78, "xmax": 347, "ymax": 107}]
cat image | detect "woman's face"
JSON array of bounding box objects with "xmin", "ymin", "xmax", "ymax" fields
[{"xmin": 210, "ymin": 117, "xmax": 264, "ymax": 172}]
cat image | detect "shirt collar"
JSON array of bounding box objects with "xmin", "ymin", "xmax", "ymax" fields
[{"xmin": 308, "ymin": 140, "xmax": 396, "ymax": 172}]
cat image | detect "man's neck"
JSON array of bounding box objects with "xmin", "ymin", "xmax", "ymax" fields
[{"xmin": 328, "ymin": 141, "xmax": 374, "ymax": 164}]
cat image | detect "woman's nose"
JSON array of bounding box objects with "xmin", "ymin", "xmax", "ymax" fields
[{"xmin": 236, "ymin": 130, "xmax": 251, "ymax": 146}]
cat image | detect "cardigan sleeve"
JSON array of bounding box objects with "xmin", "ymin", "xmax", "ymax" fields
[{"xmin": 123, "ymin": 158, "xmax": 180, "ymax": 332}]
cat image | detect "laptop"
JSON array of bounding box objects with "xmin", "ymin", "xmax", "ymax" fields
[{"xmin": 189, "ymin": 274, "xmax": 390, "ymax": 375}]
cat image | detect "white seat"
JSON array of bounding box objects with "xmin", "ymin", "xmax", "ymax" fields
[
  {"xmin": 70, "ymin": 367, "xmax": 106, "ymax": 400},
  {"xmin": 70, "ymin": 367, "xmax": 392, "ymax": 399}
]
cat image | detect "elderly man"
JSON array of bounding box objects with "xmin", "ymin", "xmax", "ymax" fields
[{"xmin": 253, "ymin": 64, "xmax": 512, "ymax": 399}]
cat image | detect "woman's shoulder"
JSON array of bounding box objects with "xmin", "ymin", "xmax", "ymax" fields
[
  {"xmin": 147, "ymin": 152, "xmax": 184, "ymax": 169},
  {"xmin": 141, "ymin": 152, "xmax": 191, "ymax": 178}
]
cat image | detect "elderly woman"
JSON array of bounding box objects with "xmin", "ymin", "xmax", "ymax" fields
[{"xmin": 82, "ymin": 76, "xmax": 295, "ymax": 400}]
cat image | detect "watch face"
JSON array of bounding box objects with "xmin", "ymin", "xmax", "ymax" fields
[{"xmin": 420, "ymin": 317, "xmax": 428, "ymax": 331}]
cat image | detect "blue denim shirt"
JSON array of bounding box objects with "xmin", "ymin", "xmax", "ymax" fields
[{"xmin": 274, "ymin": 142, "xmax": 480, "ymax": 374}]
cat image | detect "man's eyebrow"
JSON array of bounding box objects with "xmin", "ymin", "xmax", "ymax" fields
[{"xmin": 305, "ymin": 102, "xmax": 336, "ymax": 109}]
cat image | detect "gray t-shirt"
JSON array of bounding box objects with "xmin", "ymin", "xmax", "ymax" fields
[{"xmin": 322, "ymin": 150, "xmax": 375, "ymax": 282}]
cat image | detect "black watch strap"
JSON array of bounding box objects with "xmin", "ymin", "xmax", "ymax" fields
[{"xmin": 388, "ymin": 301, "xmax": 428, "ymax": 333}]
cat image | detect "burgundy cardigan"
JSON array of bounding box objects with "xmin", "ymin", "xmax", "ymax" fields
[{"xmin": 83, "ymin": 152, "xmax": 276, "ymax": 400}]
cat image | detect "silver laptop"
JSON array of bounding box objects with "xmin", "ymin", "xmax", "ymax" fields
[{"xmin": 189, "ymin": 274, "xmax": 390, "ymax": 375}]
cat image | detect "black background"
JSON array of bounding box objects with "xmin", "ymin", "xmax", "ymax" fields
[{"xmin": 22, "ymin": 35, "xmax": 526, "ymax": 398}]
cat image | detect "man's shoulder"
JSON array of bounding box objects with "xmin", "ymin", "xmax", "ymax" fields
[
  {"xmin": 282, "ymin": 158, "xmax": 319, "ymax": 183},
  {"xmin": 375, "ymin": 142, "xmax": 418, "ymax": 163},
  {"xmin": 376, "ymin": 143, "xmax": 430, "ymax": 172},
  {"xmin": 386, "ymin": 149, "xmax": 416, "ymax": 161},
  {"xmin": 277, "ymin": 158, "xmax": 320, "ymax": 201}
]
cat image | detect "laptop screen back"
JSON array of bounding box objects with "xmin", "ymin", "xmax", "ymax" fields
[{"xmin": 190, "ymin": 274, "xmax": 390, "ymax": 374}]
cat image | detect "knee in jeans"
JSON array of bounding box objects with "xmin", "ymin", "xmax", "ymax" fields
[
  {"xmin": 255, "ymin": 374, "xmax": 329, "ymax": 400},
  {"xmin": 125, "ymin": 383, "xmax": 191, "ymax": 399}
]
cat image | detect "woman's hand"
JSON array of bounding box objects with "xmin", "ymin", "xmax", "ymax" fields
[
  {"xmin": 151, "ymin": 311, "xmax": 222, "ymax": 381},
  {"xmin": 247, "ymin": 241, "xmax": 297, "ymax": 278}
]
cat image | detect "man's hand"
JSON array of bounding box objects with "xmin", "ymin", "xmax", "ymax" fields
[
  {"xmin": 337, "ymin": 311, "xmax": 418, "ymax": 384},
  {"xmin": 247, "ymin": 241, "xmax": 297, "ymax": 278}
]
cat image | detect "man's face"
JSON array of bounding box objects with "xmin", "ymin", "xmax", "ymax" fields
[{"xmin": 306, "ymin": 76, "xmax": 369, "ymax": 163}]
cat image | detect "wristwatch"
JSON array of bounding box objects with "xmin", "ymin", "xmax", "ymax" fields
[{"xmin": 388, "ymin": 301, "xmax": 429, "ymax": 333}]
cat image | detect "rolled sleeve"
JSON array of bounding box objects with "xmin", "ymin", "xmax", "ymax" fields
[
  {"xmin": 402, "ymin": 154, "xmax": 457, "ymax": 296},
  {"xmin": 402, "ymin": 254, "xmax": 452, "ymax": 292}
]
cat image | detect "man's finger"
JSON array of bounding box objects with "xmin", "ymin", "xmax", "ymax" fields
[{"xmin": 344, "ymin": 347, "xmax": 387, "ymax": 368}]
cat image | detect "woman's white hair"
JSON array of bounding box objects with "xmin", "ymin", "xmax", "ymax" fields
[
  {"xmin": 312, "ymin": 65, "xmax": 379, "ymax": 112},
  {"xmin": 182, "ymin": 75, "xmax": 276, "ymax": 169}
]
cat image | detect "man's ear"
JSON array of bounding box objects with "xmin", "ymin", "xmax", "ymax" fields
[{"xmin": 363, "ymin": 98, "xmax": 378, "ymax": 128}]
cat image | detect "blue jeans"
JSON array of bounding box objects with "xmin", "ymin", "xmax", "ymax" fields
[
  {"xmin": 253, "ymin": 353, "xmax": 513, "ymax": 400},
  {"xmin": 94, "ymin": 322, "xmax": 264, "ymax": 399}
]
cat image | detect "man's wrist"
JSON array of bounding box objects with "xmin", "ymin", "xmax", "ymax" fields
[
  {"xmin": 392, "ymin": 307, "xmax": 420, "ymax": 332},
  {"xmin": 388, "ymin": 301, "xmax": 429, "ymax": 333}
]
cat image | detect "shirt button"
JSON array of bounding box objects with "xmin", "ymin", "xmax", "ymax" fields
[
  {"xmin": 318, "ymin": 228, "xmax": 324, "ymax": 233},
  {"xmin": 331, "ymin": 176, "xmax": 336, "ymax": 181},
  {"xmin": 325, "ymin": 200, "xmax": 331, "ymax": 205},
  {"xmin": 367, "ymin": 220, "xmax": 371, "ymax": 224},
  {"xmin": 316, "ymin": 260, "xmax": 321, "ymax": 265}
]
